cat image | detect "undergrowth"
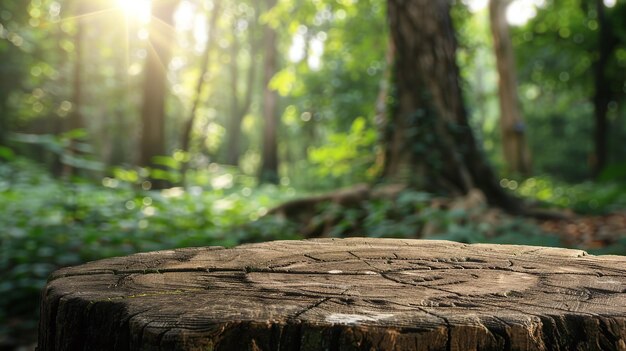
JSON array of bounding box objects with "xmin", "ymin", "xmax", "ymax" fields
[{"xmin": 2, "ymin": 158, "xmax": 626, "ymax": 345}]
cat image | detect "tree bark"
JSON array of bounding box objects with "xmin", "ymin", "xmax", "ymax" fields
[
  {"xmin": 139, "ymin": 0, "xmax": 178, "ymax": 179},
  {"xmin": 259, "ymin": 0, "xmax": 280, "ymax": 184},
  {"xmin": 226, "ymin": 22, "xmax": 243, "ymax": 166},
  {"xmin": 39, "ymin": 238, "xmax": 626, "ymax": 350},
  {"xmin": 107, "ymin": 42, "xmax": 133, "ymax": 167},
  {"xmin": 374, "ymin": 38, "xmax": 394, "ymax": 142},
  {"xmin": 489, "ymin": 0, "xmax": 532, "ymax": 176},
  {"xmin": 180, "ymin": 0, "xmax": 222, "ymax": 156},
  {"xmin": 224, "ymin": 5, "xmax": 259, "ymax": 166},
  {"xmin": 0, "ymin": 100, "xmax": 6, "ymax": 148},
  {"xmin": 0, "ymin": 4, "xmax": 25, "ymax": 150},
  {"xmin": 62, "ymin": 0, "xmax": 85, "ymax": 178},
  {"xmin": 591, "ymin": 0, "xmax": 616, "ymax": 177},
  {"xmin": 384, "ymin": 0, "xmax": 521, "ymax": 212}
]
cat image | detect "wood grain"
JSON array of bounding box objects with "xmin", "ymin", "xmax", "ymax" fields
[{"xmin": 38, "ymin": 238, "xmax": 626, "ymax": 350}]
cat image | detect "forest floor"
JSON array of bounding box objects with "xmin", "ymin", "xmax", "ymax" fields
[
  {"xmin": 535, "ymin": 211, "xmax": 626, "ymax": 251},
  {"xmin": 268, "ymin": 184, "xmax": 626, "ymax": 255}
]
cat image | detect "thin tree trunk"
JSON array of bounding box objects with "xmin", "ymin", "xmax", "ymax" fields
[
  {"xmin": 62, "ymin": 0, "xmax": 85, "ymax": 178},
  {"xmin": 225, "ymin": 6, "xmax": 259, "ymax": 166},
  {"xmin": 0, "ymin": 101, "xmax": 6, "ymax": 148},
  {"xmin": 226, "ymin": 24, "xmax": 242, "ymax": 166},
  {"xmin": 384, "ymin": 0, "xmax": 521, "ymax": 212},
  {"xmin": 373, "ymin": 38, "xmax": 395, "ymax": 174},
  {"xmin": 591, "ymin": 0, "xmax": 615, "ymax": 177},
  {"xmin": 180, "ymin": 0, "xmax": 222, "ymax": 155},
  {"xmin": 139, "ymin": 1, "xmax": 177, "ymax": 166},
  {"xmin": 489, "ymin": 0, "xmax": 532, "ymax": 176},
  {"xmin": 375, "ymin": 38, "xmax": 394, "ymax": 138},
  {"xmin": 139, "ymin": 0, "xmax": 178, "ymax": 187},
  {"xmin": 259, "ymin": 0, "xmax": 279, "ymax": 184},
  {"xmin": 108, "ymin": 50, "xmax": 130, "ymax": 167}
]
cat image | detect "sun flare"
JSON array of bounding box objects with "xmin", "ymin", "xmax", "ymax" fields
[{"xmin": 116, "ymin": 0, "xmax": 152, "ymax": 23}]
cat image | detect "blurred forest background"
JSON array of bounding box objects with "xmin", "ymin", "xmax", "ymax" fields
[{"xmin": 1, "ymin": 0, "xmax": 626, "ymax": 348}]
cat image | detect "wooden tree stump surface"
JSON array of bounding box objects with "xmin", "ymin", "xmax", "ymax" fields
[{"xmin": 39, "ymin": 238, "xmax": 626, "ymax": 350}]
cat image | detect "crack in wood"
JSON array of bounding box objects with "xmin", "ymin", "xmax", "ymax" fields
[
  {"xmin": 418, "ymin": 307, "xmax": 453, "ymax": 351},
  {"xmin": 379, "ymin": 272, "xmax": 466, "ymax": 300},
  {"xmin": 514, "ymin": 300, "xmax": 601, "ymax": 316},
  {"xmin": 478, "ymin": 299, "xmax": 550, "ymax": 321},
  {"xmin": 93, "ymin": 288, "xmax": 206, "ymax": 304},
  {"xmin": 347, "ymin": 251, "xmax": 360, "ymax": 260},
  {"xmin": 134, "ymin": 315, "xmax": 156, "ymax": 348},
  {"xmin": 379, "ymin": 272, "xmax": 417, "ymax": 287},
  {"xmin": 153, "ymin": 326, "xmax": 170, "ymax": 349},
  {"xmin": 489, "ymin": 316, "xmax": 515, "ymax": 350},
  {"xmin": 290, "ymin": 297, "xmax": 331, "ymax": 320},
  {"xmin": 598, "ymin": 317, "xmax": 622, "ymax": 348},
  {"xmin": 303, "ymin": 253, "xmax": 323, "ymax": 262},
  {"xmin": 539, "ymin": 281, "xmax": 592, "ymax": 299}
]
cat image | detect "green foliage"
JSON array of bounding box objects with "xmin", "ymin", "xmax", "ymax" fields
[
  {"xmin": 270, "ymin": 0, "xmax": 388, "ymax": 187},
  {"xmin": 289, "ymin": 188, "xmax": 561, "ymax": 249},
  {"xmin": 516, "ymin": 176, "xmax": 626, "ymax": 214},
  {"xmin": 0, "ymin": 146, "xmax": 15, "ymax": 161},
  {"xmin": 599, "ymin": 162, "xmax": 626, "ymax": 182},
  {"xmin": 455, "ymin": 0, "xmax": 626, "ymax": 181},
  {"xmin": 430, "ymin": 218, "xmax": 562, "ymax": 248},
  {"xmin": 511, "ymin": 0, "xmax": 626, "ymax": 180},
  {"xmin": 9, "ymin": 130, "xmax": 105, "ymax": 173},
  {"xmin": 308, "ymin": 117, "xmax": 379, "ymax": 184},
  {"xmin": 0, "ymin": 158, "xmax": 301, "ymax": 339}
]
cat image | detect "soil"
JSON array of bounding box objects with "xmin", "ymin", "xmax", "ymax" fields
[{"xmin": 537, "ymin": 211, "xmax": 626, "ymax": 250}]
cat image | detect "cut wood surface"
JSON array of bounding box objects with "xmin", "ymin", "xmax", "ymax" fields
[{"xmin": 39, "ymin": 238, "xmax": 626, "ymax": 350}]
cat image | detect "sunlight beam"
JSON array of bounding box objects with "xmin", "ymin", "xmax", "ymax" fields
[{"xmin": 116, "ymin": 0, "xmax": 152, "ymax": 24}]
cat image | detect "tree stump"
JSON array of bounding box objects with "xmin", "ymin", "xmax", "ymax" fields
[{"xmin": 38, "ymin": 238, "xmax": 626, "ymax": 350}]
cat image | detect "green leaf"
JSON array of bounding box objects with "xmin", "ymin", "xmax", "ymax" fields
[{"xmin": 0, "ymin": 146, "xmax": 15, "ymax": 161}]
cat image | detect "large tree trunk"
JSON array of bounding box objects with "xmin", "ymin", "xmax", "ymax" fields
[
  {"xmin": 259, "ymin": 0, "xmax": 280, "ymax": 184},
  {"xmin": 384, "ymin": 0, "xmax": 521, "ymax": 212},
  {"xmin": 489, "ymin": 0, "xmax": 532, "ymax": 176},
  {"xmin": 591, "ymin": 0, "xmax": 616, "ymax": 177},
  {"xmin": 139, "ymin": 0, "xmax": 178, "ymax": 181}
]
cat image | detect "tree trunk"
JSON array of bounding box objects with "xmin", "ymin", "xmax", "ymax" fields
[
  {"xmin": 139, "ymin": 0, "xmax": 178, "ymax": 182},
  {"xmin": 107, "ymin": 38, "xmax": 133, "ymax": 167},
  {"xmin": 259, "ymin": 0, "xmax": 280, "ymax": 184},
  {"xmin": 374, "ymin": 38, "xmax": 394, "ymax": 140},
  {"xmin": 591, "ymin": 0, "xmax": 615, "ymax": 177},
  {"xmin": 225, "ymin": 6, "xmax": 259, "ymax": 167},
  {"xmin": 62, "ymin": 0, "xmax": 85, "ymax": 178},
  {"xmin": 489, "ymin": 0, "xmax": 532, "ymax": 176},
  {"xmin": 384, "ymin": 0, "xmax": 521, "ymax": 212},
  {"xmin": 0, "ymin": 101, "xmax": 6, "ymax": 148},
  {"xmin": 226, "ymin": 24, "xmax": 242, "ymax": 166},
  {"xmin": 180, "ymin": 0, "xmax": 222, "ymax": 156}
]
